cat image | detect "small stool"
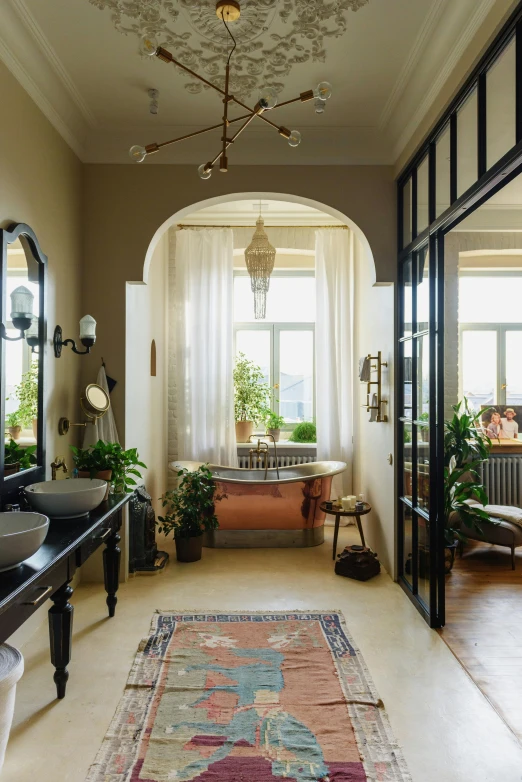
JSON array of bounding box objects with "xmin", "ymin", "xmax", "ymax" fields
[{"xmin": 320, "ymin": 502, "xmax": 372, "ymax": 561}]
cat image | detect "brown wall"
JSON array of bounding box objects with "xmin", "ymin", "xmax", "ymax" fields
[
  {"xmin": 0, "ymin": 59, "xmax": 83, "ymax": 472},
  {"xmin": 82, "ymin": 163, "xmax": 395, "ymax": 436}
]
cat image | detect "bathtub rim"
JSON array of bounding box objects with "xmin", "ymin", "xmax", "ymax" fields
[{"xmin": 169, "ymin": 460, "xmax": 347, "ymax": 486}]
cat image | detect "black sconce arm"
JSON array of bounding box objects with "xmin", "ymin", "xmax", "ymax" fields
[
  {"xmin": 53, "ymin": 325, "xmax": 95, "ymax": 358},
  {"xmin": 0, "ymin": 318, "xmax": 32, "ymax": 342}
]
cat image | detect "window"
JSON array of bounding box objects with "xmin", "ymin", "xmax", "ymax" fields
[
  {"xmin": 234, "ymin": 271, "xmax": 315, "ymax": 427},
  {"xmin": 459, "ymin": 274, "xmax": 522, "ymax": 408}
]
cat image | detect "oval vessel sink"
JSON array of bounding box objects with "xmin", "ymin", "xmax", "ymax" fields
[
  {"xmin": 25, "ymin": 479, "xmax": 107, "ymax": 519},
  {"xmin": 0, "ymin": 512, "xmax": 49, "ymax": 572}
]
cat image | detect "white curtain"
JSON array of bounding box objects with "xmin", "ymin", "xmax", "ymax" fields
[
  {"xmin": 315, "ymin": 229, "xmax": 353, "ymax": 497},
  {"xmin": 175, "ymin": 228, "xmax": 237, "ymax": 466}
]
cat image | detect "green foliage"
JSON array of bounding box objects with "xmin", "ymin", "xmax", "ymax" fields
[
  {"xmin": 15, "ymin": 362, "xmax": 38, "ymax": 426},
  {"xmin": 289, "ymin": 421, "xmax": 317, "ymax": 443},
  {"xmin": 233, "ymin": 352, "xmax": 271, "ymax": 424},
  {"xmin": 265, "ymin": 411, "xmax": 285, "ymax": 430},
  {"xmin": 5, "ymin": 411, "xmax": 22, "ymax": 429},
  {"xmin": 157, "ymin": 464, "xmax": 220, "ymax": 540},
  {"xmin": 4, "ymin": 440, "xmax": 36, "ymax": 470},
  {"xmin": 70, "ymin": 440, "xmax": 146, "ymax": 494},
  {"xmin": 443, "ymin": 398, "xmax": 493, "ymax": 545}
]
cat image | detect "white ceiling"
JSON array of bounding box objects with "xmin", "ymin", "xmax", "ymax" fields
[{"xmin": 0, "ymin": 0, "xmax": 501, "ymax": 164}]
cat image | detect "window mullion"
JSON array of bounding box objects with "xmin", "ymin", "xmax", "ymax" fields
[{"xmin": 273, "ymin": 325, "xmax": 279, "ymax": 416}]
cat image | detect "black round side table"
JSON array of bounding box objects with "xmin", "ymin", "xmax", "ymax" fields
[{"xmin": 320, "ymin": 501, "xmax": 372, "ymax": 561}]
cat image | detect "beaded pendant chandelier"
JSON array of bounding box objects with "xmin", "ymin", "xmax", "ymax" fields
[
  {"xmin": 129, "ymin": 0, "xmax": 332, "ymax": 178},
  {"xmin": 245, "ymin": 216, "xmax": 276, "ymax": 319}
]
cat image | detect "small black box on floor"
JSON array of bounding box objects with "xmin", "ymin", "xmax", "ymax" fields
[{"xmin": 335, "ymin": 545, "xmax": 381, "ymax": 581}]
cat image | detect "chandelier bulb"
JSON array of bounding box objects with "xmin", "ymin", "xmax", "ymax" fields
[
  {"xmin": 258, "ymin": 89, "xmax": 278, "ymax": 111},
  {"xmin": 313, "ymin": 81, "xmax": 333, "ymax": 101},
  {"xmin": 139, "ymin": 34, "xmax": 159, "ymax": 57},
  {"xmin": 288, "ymin": 130, "xmax": 302, "ymax": 148},
  {"xmin": 129, "ymin": 144, "xmax": 147, "ymax": 163},
  {"xmin": 314, "ymin": 98, "xmax": 326, "ymax": 115},
  {"xmin": 198, "ymin": 163, "xmax": 213, "ymax": 180}
]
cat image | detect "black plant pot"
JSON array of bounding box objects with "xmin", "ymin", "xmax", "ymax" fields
[
  {"xmin": 444, "ymin": 540, "xmax": 459, "ymax": 574},
  {"xmin": 175, "ymin": 535, "xmax": 203, "ymax": 563}
]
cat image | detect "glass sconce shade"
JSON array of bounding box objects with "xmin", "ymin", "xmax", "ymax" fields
[
  {"xmin": 198, "ymin": 164, "xmax": 212, "ymax": 180},
  {"xmin": 140, "ymin": 34, "xmax": 159, "ymax": 57},
  {"xmin": 314, "ymin": 81, "xmax": 332, "ymax": 101},
  {"xmin": 314, "ymin": 98, "xmax": 326, "ymax": 114},
  {"xmin": 80, "ymin": 315, "xmax": 96, "ymax": 341},
  {"xmin": 10, "ymin": 285, "xmax": 34, "ymax": 319},
  {"xmin": 288, "ymin": 130, "xmax": 302, "ymax": 147},
  {"xmin": 258, "ymin": 90, "xmax": 278, "ymax": 110},
  {"xmin": 129, "ymin": 145, "xmax": 147, "ymax": 163},
  {"xmin": 26, "ymin": 317, "xmax": 38, "ymax": 340}
]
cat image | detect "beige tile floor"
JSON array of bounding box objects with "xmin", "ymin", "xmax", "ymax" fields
[{"xmin": 3, "ymin": 525, "xmax": 522, "ymax": 782}]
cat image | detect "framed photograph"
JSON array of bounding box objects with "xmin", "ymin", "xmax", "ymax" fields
[{"xmin": 481, "ymin": 405, "xmax": 522, "ymax": 440}]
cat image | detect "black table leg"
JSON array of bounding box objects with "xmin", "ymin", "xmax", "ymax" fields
[
  {"xmin": 104, "ymin": 529, "xmax": 121, "ymax": 618},
  {"xmin": 48, "ymin": 582, "xmax": 74, "ymax": 699},
  {"xmin": 355, "ymin": 514, "xmax": 366, "ymax": 547},
  {"xmin": 332, "ymin": 513, "xmax": 341, "ymax": 561}
]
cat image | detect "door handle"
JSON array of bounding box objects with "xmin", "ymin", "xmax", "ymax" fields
[{"xmin": 501, "ymin": 383, "xmax": 507, "ymax": 390}]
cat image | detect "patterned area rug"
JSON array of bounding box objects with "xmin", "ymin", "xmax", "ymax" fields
[{"xmin": 86, "ymin": 611, "xmax": 410, "ymax": 781}]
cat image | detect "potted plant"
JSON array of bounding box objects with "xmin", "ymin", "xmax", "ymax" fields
[
  {"xmin": 443, "ymin": 399, "xmax": 492, "ymax": 573},
  {"xmin": 264, "ymin": 411, "xmax": 285, "ymax": 442},
  {"xmin": 157, "ymin": 464, "xmax": 220, "ymax": 562},
  {"xmin": 5, "ymin": 411, "xmax": 22, "ymax": 441},
  {"xmin": 233, "ymin": 352, "xmax": 270, "ymax": 442},
  {"xmin": 15, "ymin": 362, "xmax": 38, "ymax": 437},
  {"xmin": 4, "ymin": 440, "xmax": 36, "ymax": 475},
  {"xmin": 70, "ymin": 441, "xmax": 146, "ymax": 498},
  {"xmin": 289, "ymin": 421, "xmax": 317, "ymax": 443}
]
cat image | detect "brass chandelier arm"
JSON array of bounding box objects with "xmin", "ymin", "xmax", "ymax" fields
[{"xmin": 207, "ymin": 111, "xmax": 258, "ymax": 169}]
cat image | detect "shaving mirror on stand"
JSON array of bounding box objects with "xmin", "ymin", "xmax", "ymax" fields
[
  {"xmin": 58, "ymin": 384, "xmax": 110, "ymax": 436},
  {"xmin": 0, "ymin": 224, "xmax": 46, "ymax": 490}
]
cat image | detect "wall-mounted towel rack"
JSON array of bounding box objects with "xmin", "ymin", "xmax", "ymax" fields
[{"xmin": 362, "ymin": 351, "xmax": 388, "ymax": 422}]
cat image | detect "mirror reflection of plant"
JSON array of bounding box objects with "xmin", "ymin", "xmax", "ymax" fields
[
  {"xmin": 6, "ymin": 362, "xmax": 38, "ymax": 429},
  {"xmin": 5, "ymin": 411, "xmax": 22, "ymax": 429},
  {"xmin": 70, "ymin": 440, "xmax": 146, "ymax": 494},
  {"xmin": 233, "ymin": 352, "xmax": 271, "ymax": 424},
  {"xmin": 157, "ymin": 464, "xmax": 221, "ymax": 539},
  {"xmin": 4, "ymin": 440, "xmax": 36, "ymax": 470}
]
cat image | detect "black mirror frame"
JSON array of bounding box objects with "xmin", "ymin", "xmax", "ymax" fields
[{"xmin": 0, "ymin": 223, "xmax": 46, "ymax": 496}]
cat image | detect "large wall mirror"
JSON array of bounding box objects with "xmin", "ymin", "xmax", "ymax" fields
[{"xmin": 0, "ymin": 223, "xmax": 46, "ymax": 491}]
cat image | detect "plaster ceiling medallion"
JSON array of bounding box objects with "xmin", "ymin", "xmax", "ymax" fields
[{"xmin": 89, "ymin": 0, "xmax": 369, "ymax": 99}]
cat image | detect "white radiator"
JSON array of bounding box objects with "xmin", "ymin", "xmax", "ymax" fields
[
  {"xmin": 237, "ymin": 454, "xmax": 317, "ymax": 470},
  {"xmin": 480, "ymin": 456, "xmax": 522, "ymax": 507}
]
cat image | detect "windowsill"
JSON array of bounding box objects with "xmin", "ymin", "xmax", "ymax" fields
[{"xmin": 237, "ymin": 441, "xmax": 317, "ymax": 452}]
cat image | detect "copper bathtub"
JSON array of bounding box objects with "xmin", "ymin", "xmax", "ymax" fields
[{"xmin": 170, "ymin": 461, "xmax": 346, "ymax": 548}]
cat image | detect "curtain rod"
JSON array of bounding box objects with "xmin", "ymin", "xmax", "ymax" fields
[{"xmin": 177, "ymin": 224, "xmax": 348, "ymax": 229}]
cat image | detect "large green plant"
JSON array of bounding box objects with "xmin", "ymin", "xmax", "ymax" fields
[
  {"xmin": 4, "ymin": 440, "xmax": 36, "ymax": 470},
  {"xmin": 233, "ymin": 352, "xmax": 270, "ymax": 424},
  {"xmin": 157, "ymin": 464, "xmax": 220, "ymax": 539},
  {"xmin": 443, "ymin": 398, "xmax": 492, "ymax": 545},
  {"xmin": 70, "ymin": 440, "xmax": 146, "ymax": 494}
]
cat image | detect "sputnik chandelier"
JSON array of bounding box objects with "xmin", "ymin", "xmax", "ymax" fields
[{"xmin": 129, "ymin": 0, "xmax": 332, "ymax": 179}]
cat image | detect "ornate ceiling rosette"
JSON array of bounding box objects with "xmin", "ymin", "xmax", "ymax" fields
[{"xmin": 89, "ymin": 0, "xmax": 369, "ymax": 99}]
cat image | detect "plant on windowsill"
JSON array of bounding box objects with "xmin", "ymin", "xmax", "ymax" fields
[
  {"xmin": 70, "ymin": 440, "xmax": 146, "ymax": 498},
  {"xmin": 4, "ymin": 440, "xmax": 36, "ymax": 476},
  {"xmin": 15, "ymin": 362, "xmax": 38, "ymax": 437},
  {"xmin": 233, "ymin": 352, "xmax": 271, "ymax": 443},
  {"xmin": 264, "ymin": 411, "xmax": 285, "ymax": 443},
  {"xmin": 443, "ymin": 398, "xmax": 492, "ymax": 573},
  {"xmin": 5, "ymin": 411, "xmax": 23, "ymax": 441},
  {"xmin": 157, "ymin": 464, "xmax": 222, "ymax": 562},
  {"xmin": 289, "ymin": 421, "xmax": 317, "ymax": 443}
]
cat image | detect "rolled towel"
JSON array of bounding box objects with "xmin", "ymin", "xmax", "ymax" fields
[{"xmin": 0, "ymin": 644, "xmax": 24, "ymax": 772}]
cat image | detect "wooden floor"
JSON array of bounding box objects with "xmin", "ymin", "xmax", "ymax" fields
[{"xmin": 440, "ymin": 540, "xmax": 522, "ymax": 743}]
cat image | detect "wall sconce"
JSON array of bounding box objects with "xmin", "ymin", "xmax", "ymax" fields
[
  {"xmin": 0, "ymin": 286, "xmax": 34, "ymax": 341},
  {"xmin": 53, "ymin": 315, "xmax": 96, "ymax": 358},
  {"xmin": 26, "ymin": 317, "xmax": 39, "ymax": 354}
]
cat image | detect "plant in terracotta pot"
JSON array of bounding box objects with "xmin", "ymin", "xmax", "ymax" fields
[
  {"xmin": 5, "ymin": 411, "xmax": 22, "ymax": 441},
  {"xmin": 157, "ymin": 464, "xmax": 220, "ymax": 562},
  {"xmin": 443, "ymin": 399, "xmax": 492, "ymax": 573},
  {"xmin": 264, "ymin": 411, "xmax": 285, "ymax": 443},
  {"xmin": 70, "ymin": 441, "xmax": 146, "ymax": 498},
  {"xmin": 4, "ymin": 440, "xmax": 36, "ymax": 475},
  {"xmin": 233, "ymin": 352, "xmax": 270, "ymax": 443}
]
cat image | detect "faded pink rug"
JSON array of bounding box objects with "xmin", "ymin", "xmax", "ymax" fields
[{"xmin": 86, "ymin": 611, "xmax": 410, "ymax": 781}]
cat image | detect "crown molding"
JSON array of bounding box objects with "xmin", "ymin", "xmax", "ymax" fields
[
  {"xmin": 11, "ymin": 0, "xmax": 97, "ymax": 127},
  {"xmin": 378, "ymin": 0, "xmax": 449, "ymax": 131},
  {"xmin": 0, "ymin": 0, "xmax": 88, "ymax": 160},
  {"xmin": 391, "ymin": 0, "xmax": 497, "ymax": 161}
]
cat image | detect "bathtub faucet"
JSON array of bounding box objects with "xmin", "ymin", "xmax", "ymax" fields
[{"xmin": 248, "ymin": 435, "xmax": 279, "ymax": 480}]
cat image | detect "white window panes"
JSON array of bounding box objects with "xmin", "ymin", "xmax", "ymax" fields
[
  {"xmin": 279, "ymin": 330, "xmax": 314, "ymax": 423},
  {"xmin": 487, "ymin": 38, "xmax": 516, "ymax": 170},
  {"xmin": 234, "ymin": 275, "xmax": 315, "ymax": 323},
  {"xmin": 505, "ymin": 331, "xmax": 522, "ymax": 406},
  {"xmin": 461, "ymin": 330, "xmax": 497, "ymax": 409},
  {"xmin": 457, "ymin": 89, "xmax": 478, "ymax": 197},
  {"xmin": 460, "ymin": 277, "xmax": 522, "ymax": 323},
  {"xmin": 235, "ymin": 329, "xmax": 271, "ymax": 386}
]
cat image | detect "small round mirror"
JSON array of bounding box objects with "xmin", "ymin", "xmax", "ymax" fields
[{"xmin": 82, "ymin": 384, "xmax": 110, "ymax": 417}]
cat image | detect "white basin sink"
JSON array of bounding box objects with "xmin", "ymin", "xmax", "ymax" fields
[
  {"xmin": 25, "ymin": 479, "xmax": 107, "ymax": 519},
  {"xmin": 0, "ymin": 512, "xmax": 49, "ymax": 572}
]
